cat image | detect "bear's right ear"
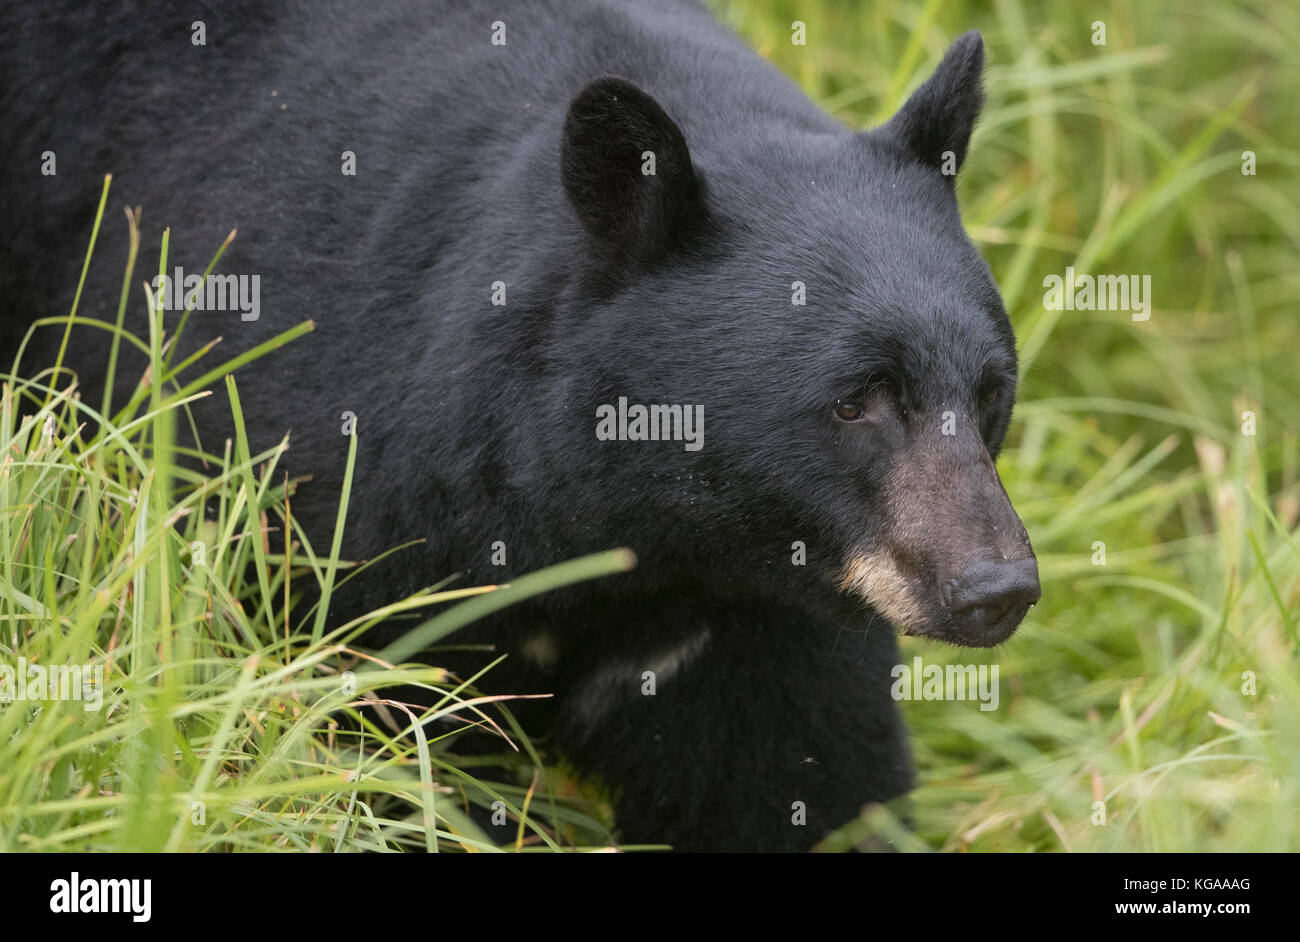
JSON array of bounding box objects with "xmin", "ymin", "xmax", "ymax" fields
[
  {"xmin": 561, "ymin": 77, "xmax": 707, "ymax": 262},
  {"xmin": 879, "ymin": 30, "xmax": 985, "ymax": 177}
]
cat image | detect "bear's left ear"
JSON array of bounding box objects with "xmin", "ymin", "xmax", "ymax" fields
[
  {"xmin": 561, "ymin": 76, "xmax": 707, "ymax": 263},
  {"xmin": 879, "ymin": 30, "xmax": 985, "ymax": 177}
]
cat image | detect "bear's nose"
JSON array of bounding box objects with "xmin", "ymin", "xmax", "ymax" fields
[{"xmin": 944, "ymin": 557, "xmax": 1041, "ymax": 645}]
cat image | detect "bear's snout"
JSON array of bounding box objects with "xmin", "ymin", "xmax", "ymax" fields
[
  {"xmin": 839, "ymin": 426, "xmax": 1039, "ymax": 647},
  {"xmin": 944, "ymin": 556, "xmax": 1041, "ymax": 645}
]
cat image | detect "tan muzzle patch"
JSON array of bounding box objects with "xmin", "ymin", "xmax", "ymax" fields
[{"xmin": 839, "ymin": 549, "xmax": 927, "ymax": 633}]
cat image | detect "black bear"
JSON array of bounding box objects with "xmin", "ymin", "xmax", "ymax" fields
[{"xmin": 1, "ymin": 0, "xmax": 1039, "ymax": 851}]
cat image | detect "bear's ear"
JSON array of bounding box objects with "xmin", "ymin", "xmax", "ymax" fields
[
  {"xmin": 561, "ymin": 76, "xmax": 707, "ymax": 261},
  {"xmin": 879, "ymin": 30, "xmax": 985, "ymax": 177}
]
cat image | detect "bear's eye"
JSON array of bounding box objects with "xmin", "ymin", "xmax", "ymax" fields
[
  {"xmin": 980, "ymin": 383, "xmax": 1001, "ymax": 407},
  {"xmin": 833, "ymin": 398, "xmax": 866, "ymax": 422}
]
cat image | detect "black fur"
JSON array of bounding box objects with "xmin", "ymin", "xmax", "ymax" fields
[{"xmin": 1, "ymin": 0, "xmax": 1030, "ymax": 851}]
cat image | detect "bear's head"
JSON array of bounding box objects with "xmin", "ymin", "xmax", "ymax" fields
[{"xmin": 557, "ymin": 31, "xmax": 1038, "ymax": 648}]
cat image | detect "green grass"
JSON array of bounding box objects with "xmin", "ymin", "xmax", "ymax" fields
[
  {"xmin": 1, "ymin": 186, "xmax": 635, "ymax": 851},
  {"xmin": 714, "ymin": 0, "xmax": 1300, "ymax": 851},
  {"xmin": 3, "ymin": 0, "xmax": 1298, "ymax": 852}
]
